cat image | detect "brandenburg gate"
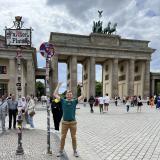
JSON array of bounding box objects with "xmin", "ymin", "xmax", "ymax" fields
[{"xmin": 49, "ymin": 32, "xmax": 154, "ymax": 99}]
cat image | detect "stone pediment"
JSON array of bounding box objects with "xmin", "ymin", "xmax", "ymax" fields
[{"xmin": 90, "ymin": 33, "xmax": 120, "ymax": 47}]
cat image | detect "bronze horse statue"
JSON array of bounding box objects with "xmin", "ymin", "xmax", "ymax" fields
[
  {"xmin": 103, "ymin": 22, "xmax": 111, "ymax": 34},
  {"xmin": 108, "ymin": 23, "xmax": 117, "ymax": 35}
]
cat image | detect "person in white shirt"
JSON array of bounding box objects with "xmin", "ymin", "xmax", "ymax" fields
[
  {"xmin": 103, "ymin": 93, "xmax": 110, "ymax": 112},
  {"xmin": 98, "ymin": 96, "xmax": 104, "ymax": 114}
]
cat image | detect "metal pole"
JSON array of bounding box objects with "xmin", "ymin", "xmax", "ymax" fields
[
  {"xmin": 16, "ymin": 48, "xmax": 24, "ymax": 155},
  {"xmin": 46, "ymin": 58, "xmax": 52, "ymax": 154}
]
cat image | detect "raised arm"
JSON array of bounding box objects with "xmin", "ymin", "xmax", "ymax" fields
[
  {"xmin": 78, "ymin": 85, "xmax": 84, "ymax": 102},
  {"xmin": 53, "ymin": 82, "xmax": 62, "ymax": 100}
]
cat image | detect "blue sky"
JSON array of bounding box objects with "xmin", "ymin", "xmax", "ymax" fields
[{"xmin": 0, "ymin": 0, "xmax": 160, "ymax": 92}]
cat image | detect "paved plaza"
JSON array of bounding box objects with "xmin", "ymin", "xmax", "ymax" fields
[{"xmin": 1, "ymin": 103, "xmax": 160, "ymax": 160}]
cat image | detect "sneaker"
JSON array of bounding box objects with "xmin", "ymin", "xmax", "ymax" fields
[
  {"xmin": 55, "ymin": 130, "xmax": 60, "ymax": 134},
  {"xmin": 73, "ymin": 151, "xmax": 79, "ymax": 157},
  {"xmin": 57, "ymin": 150, "xmax": 64, "ymax": 157}
]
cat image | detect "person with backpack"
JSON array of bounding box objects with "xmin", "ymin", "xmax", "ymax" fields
[
  {"xmin": 88, "ymin": 96, "xmax": 95, "ymax": 113},
  {"xmin": 50, "ymin": 96, "xmax": 63, "ymax": 132}
]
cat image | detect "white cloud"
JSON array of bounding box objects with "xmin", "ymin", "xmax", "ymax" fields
[{"xmin": 0, "ymin": 0, "xmax": 160, "ymax": 82}]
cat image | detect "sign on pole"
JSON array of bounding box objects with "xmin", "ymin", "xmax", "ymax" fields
[{"xmin": 5, "ymin": 29, "xmax": 31, "ymax": 46}]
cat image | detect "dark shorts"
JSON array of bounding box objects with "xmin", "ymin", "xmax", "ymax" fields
[{"xmin": 104, "ymin": 103, "xmax": 109, "ymax": 106}]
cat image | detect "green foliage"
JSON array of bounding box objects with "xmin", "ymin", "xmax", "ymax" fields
[
  {"xmin": 60, "ymin": 81, "xmax": 102, "ymax": 98},
  {"xmin": 95, "ymin": 81, "xmax": 102, "ymax": 97},
  {"xmin": 36, "ymin": 81, "xmax": 45, "ymax": 97},
  {"xmin": 61, "ymin": 90, "xmax": 67, "ymax": 98}
]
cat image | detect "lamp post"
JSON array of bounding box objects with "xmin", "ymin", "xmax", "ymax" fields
[
  {"xmin": 40, "ymin": 42, "xmax": 55, "ymax": 154},
  {"xmin": 5, "ymin": 16, "xmax": 32, "ymax": 155}
]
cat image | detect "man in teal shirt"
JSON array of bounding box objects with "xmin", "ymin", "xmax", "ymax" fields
[{"xmin": 54, "ymin": 82, "xmax": 84, "ymax": 157}]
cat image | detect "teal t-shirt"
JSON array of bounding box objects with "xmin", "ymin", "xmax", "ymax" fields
[{"xmin": 61, "ymin": 98, "xmax": 78, "ymax": 121}]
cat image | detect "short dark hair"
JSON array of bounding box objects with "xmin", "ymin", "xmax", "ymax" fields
[{"xmin": 66, "ymin": 90, "xmax": 72, "ymax": 94}]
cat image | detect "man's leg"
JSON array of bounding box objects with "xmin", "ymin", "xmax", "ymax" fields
[
  {"xmin": 52, "ymin": 110, "xmax": 57, "ymax": 130},
  {"xmin": 13, "ymin": 110, "xmax": 17, "ymax": 129},
  {"xmin": 70, "ymin": 122, "xmax": 79, "ymax": 157},
  {"xmin": 0, "ymin": 113, "xmax": 2, "ymax": 131},
  {"xmin": 60, "ymin": 122, "xmax": 69, "ymax": 151},
  {"xmin": 8, "ymin": 109, "xmax": 12, "ymax": 129},
  {"xmin": 91, "ymin": 104, "xmax": 94, "ymax": 113},
  {"xmin": 2, "ymin": 113, "xmax": 6, "ymax": 132},
  {"xmin": 101, "ymin": 105, "xmax": 104, "ymax": 113},
  {"xmin": 99, "ymin": 105, "xmax": 101, "ymax": 113}
]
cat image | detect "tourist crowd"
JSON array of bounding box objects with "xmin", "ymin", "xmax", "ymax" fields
[{"xmin": 0, "ymin": 94, "xmax": 36, "ymax": 133}]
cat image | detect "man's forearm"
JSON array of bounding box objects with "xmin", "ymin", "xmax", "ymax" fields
[
  {"xmin": 53, "ymin": 83, "xmax": 62, "ymax": 99},
  {"xmin": 80, "ymin": 86, "xmax": 84, "ymax": 97},
  {"xmin": 78, "ymin": 86, "xmax": 84, "ymax": 101},
  {"xmin": 54, "ymin": 83, "xmax": 61, "ymax": 95}
]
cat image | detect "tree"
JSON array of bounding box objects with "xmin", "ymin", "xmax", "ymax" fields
[
  {"xmin": 95, "ymin": 81, "xmax": 102, "ymax": 97},
  {"xmin": 36, "ymin": 81, "xmax": 45, "ymax": 98}
]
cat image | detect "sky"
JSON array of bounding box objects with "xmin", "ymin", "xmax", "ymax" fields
[{"xmin": 0, "ymin": 0, "xmax": 160, "ymax": 92}]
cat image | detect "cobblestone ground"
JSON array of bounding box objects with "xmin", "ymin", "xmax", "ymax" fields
[
  {"xmin": 36, "ymin": 103, "xmax": 160, "ymax": 160},
  {"xmin": 0, "ymin": 107, "xmax": 68, "ymax": 160},
  {"xmin": 1, "ymin": 103, "xmax": 160, "ymax": 160},
  {"xmin": 75, "ymin": 103, "xmax": 160, "ymax": 160}
]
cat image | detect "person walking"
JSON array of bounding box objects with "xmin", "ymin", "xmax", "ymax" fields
[
  {"xmin": 0, "ymin": 95, "xmax": 8, "ymax": 133},
  {"xmin": 7, "ymin": 94, "xmax": 18, "ymax": 129},
  {"xmin": 54, "ymin": 82, "xmax": 84, "ymax": 157},
  {"xmin": 115, "ymin": 96, "xmax": 118, "ymax": 106},
  {"xmin": 150, "ymin": 96, "xmax": 154, "ymax": 108},
  {"xmin": 50, "ymin": 96, "xmax": 63, "ymax": 132},
  {"xmin": 125, "ymin": 96, "xmax": 131, "ymax": 112},
  {"xmin": 98, "ymin": 96, "xmax": 104, "ymax": 114},
  {"xmin": 27, "ymin": 96, "xmax": 35, "ymax": 128},
  {"xmin": 83, "ymin": 97, "xmax": 87, "ymax": 107},
  {"xmin": 88, "ymin": 96, "xmax": 95, "ymax": 113},
  {"xmin": 156, "ymin": 95, "xmax": 160, "ymax": 109},
  {"xmin": 137, "ymin": 96, "xmax": 143, "ymax": 112},
  {"xmin": 103, "ymin": 93, "xmax": 110, "ymax": 112}
]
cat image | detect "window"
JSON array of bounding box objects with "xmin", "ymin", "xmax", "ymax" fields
[
  {"xmin": 135, "ymin": 66, "xmax": 138, "ymax": 73},
  {"xmin": 119, "ymin": 75, "xmax": 126, "ymax": 81},
  {"xmin": 105, "ymin": 65, "xmax": 108, "ymax": 71},
  {"xmin": 0, "ymin": 66, "xmax": 7, "ymax": 74},
  {"xmin": 105, "ymin": 74, "xmax": 109, "ymax": 80},
  {"xmin": 0, "ymin": 83, "xmax": 8, "ymax": 96}
]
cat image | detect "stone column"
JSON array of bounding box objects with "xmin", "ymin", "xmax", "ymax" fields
[
  {"xmin": 111, "ymin": 59, "xmax": 118, "ymax": 98},
  {"xmin": 128, "ymin": 59, "xmax": 135, "ymax": 96},
  {"xmin": 50, "ymin": 56, "xmax": 58, "ymax": 95},
  {"xmin": 143, "ymin": 60, "xmax": 150, "ymax": 98},
  {"xmin": 27, "ymin": 60, "xmax": 35, "ymax": 96},
  {"xmin": 88, "ymin": 57, "xmax": 95, "ymax": 98},
  {"xmin": 9, "ymin": 58, "xmax": 16, "ymax": 95},
  {"xmin": 103, "ymin": 60, "xmax": 112, "ymax": 97},
  {"xmin": 70, "ymin": 56, "xmax": 77, "ymax": 97},
  {"xmin": 67, "ymin": 56, "xmax": 77, "ymax": 98},
  {"xmin": 151, "ymin": 78, "xmax": 155, "ymax": 96}
]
